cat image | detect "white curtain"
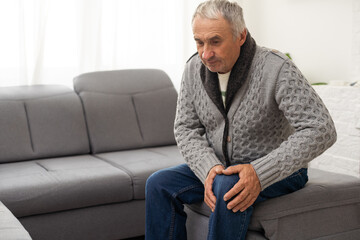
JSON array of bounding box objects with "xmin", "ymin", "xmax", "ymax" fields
[{"xmin": 0, "ymin": 0, "xmax": 203, "ymax": 89}]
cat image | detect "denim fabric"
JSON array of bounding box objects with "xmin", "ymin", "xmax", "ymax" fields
[{"xmin": 145, "ymin": 164, "xmax": 308, "ymax": 240}]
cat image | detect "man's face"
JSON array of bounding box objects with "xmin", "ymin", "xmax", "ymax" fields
[{"xmin": 192, "ymin": 15, "xmax": 246, "ymax": 74}]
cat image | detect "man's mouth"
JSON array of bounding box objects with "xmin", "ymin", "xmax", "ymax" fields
[{"xmin": 205, "ymin": 59, "xmax": 218, "ymax": 65}]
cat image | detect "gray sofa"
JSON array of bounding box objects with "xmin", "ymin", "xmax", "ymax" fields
[
  {"xmin": 186, "ymin": 169, "xmax": 360, "ymax": 240},
  {"xmin": 0, "ymin": 69, "xmax": 359, "ymax": 240},
  {"xmin": 0, "ymin": 69, "xmax": 184, "ymax": 240}
]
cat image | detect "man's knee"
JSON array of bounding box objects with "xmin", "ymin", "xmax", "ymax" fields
[
  {"xmin": 212, "ymin": 174, "xmax": 239, "ymax": 198},
  {"xmin": 146, "ymin": 169, "xmax": 170, "ymax": 196}
]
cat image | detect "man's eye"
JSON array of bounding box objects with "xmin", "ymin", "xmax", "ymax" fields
[{"xmin": 196, "ymin": 42, "xmax": 204, "ymax": 46}]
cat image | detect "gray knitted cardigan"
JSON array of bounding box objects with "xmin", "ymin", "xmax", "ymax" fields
[{"xmin": 174, "ymin": 35, "xmax": 337, "ymax": 190}]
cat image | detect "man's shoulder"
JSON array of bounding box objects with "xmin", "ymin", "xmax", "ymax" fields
[
  {"xmin": 253, "ymin": 47, "xmax": 291, "ymax": 71},
  {"xmin": 267, "ymin": 48, "xmax": 290, "ymax": 61},
  {"xmin": 184, "ymin": 52, "xmax": 202, "ymax": 73},
  {"xmin": 186, "ymin": 52, "xmax": 199, "ymax": 63},
  {"xmin": 250, "ymin": 47, "xmax": 291, "ymax": 81}
]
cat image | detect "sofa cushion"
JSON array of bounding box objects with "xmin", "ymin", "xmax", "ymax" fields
[
  {"xmin": 19, "ymin": 200, "xmax": 146, "ymax": 240},
  {"xmin": 185, "ymin": 168, "xmax": 360, "ymax": 240},
  {"xmin": 0, "ymin": 155, "xmax": 133, "ymax": 217},
  {"xmin": 0, "ymin": 85, "xmax": 89, "ymax": 163},
  {"xmin": 73, "ymin": 69, "xmax": 178, "ymax": 153},
  {"xmin": 96, "ymin": 145, "xmax": 184, "ymax": 199}
]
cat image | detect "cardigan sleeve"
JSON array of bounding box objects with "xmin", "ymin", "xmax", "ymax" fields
[
  {"xmin": 174, "ymin": 62, "xmax": 223, "ymax": 184},
  {"xmin": 251, "ymin": 59, "xmax": 337, "ymax": 190}
]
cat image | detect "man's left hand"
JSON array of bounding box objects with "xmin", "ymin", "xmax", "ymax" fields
[{"xmin": 222, "ymin": 164, "xmax": 261, "ymax": 213}]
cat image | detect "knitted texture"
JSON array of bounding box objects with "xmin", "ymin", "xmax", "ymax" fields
[{"xmin": 174, "ymin": 46, "xmax": 337, "ymax": 190}]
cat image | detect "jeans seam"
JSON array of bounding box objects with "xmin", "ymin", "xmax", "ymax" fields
[
  {"xmin": 169, "ymin": 204, "xmax": 175, "ymax": 240},
  {"xmin": 207, "ymin": 174, "xmax": 225, "ymax": 240},
  {"xmin": 169, "ymin": 183, "xmax": 204, "ymax": 240},
  {"xmin": 237, "ymin": 210, "xmax": 247, "ymax": 240}
]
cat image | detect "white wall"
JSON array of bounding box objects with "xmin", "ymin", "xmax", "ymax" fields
[
  {"xmin": 310, "ymin": 86, "xmax": 360, "ymax": 178},
  {"xmin": 240, "ymin": 0, "xmax": 355, "ymax": 84},
  {"xmin": 353, "ymin": 0, "xmax": 360, "ymax": 83},
  {"xmin": 182, "ymin": 0, "xmax": 359, "ymax": 86},
  {"xmin": 182, "ymin": 2, "xmax": 204, "ymax": 63}
]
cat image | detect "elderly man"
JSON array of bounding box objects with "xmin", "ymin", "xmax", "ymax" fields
[{"xmin": 145, "ymin": 0, "xmax": 336, "ymax": 239}]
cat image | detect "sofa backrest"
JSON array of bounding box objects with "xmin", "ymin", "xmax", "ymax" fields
[
  {"xmin": 0, "ymin": 85, "xmax": 90, "ymax": 163},
  {"xmin": 73, "ymin": 69, "xmax": 178, "ymax": 154}
]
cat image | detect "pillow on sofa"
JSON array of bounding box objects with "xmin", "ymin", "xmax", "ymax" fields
[
  {"xmin": 73, "ymin": 69, "xmax": 178, "ymax": 153},
  {"xmin": 0, "ymin": 85, "xmax": 89, "ymax": 163}
]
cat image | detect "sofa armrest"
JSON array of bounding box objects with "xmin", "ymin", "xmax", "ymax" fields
[{"xmin": 0, "ymin": 201, "xmax": 32, "ymax": 239}]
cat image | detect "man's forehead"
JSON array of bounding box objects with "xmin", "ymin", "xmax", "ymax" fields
[
  {"xmin": 193, "ymin": 16, "xmax": 226, "ymax": 29},
  {"xmin": 194, "ymin": 34, "xmax": 222, "ymax": 42},
  {"xmin": 192, "ymin": 16, "xmax": 232, "ymax": 39}
]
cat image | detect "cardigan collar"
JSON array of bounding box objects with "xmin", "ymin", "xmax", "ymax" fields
[{"xmin": 200, "ymin": 31, "xmax": 257, "ymax": 117}]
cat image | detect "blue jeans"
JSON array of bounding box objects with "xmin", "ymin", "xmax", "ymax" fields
[{"xmin": 145, "ymin": 164, "xmax": 308, "ymax": 240}]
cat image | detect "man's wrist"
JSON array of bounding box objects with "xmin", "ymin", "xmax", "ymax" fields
[{"xmin": 207, "ymin": 164, "xmax": 224, "ymax": 177}]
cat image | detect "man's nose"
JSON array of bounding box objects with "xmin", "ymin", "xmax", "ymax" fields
[{"xmin": 202, "ymin": 45, "xmax": 214, "ymax": 60}]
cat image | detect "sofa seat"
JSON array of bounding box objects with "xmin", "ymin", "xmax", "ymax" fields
[
  {"xmin": 185, "ymin": 168, "xmax": 360, "ymax": 240},
  {"xmin": 0, "ymin": 155, "xmax": 133, "ymax": 217},
  {"xmin": 96, "ymin": 145, "xmax": 184, "ymax": 199}
]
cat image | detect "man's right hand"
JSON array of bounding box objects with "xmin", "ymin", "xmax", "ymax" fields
[{"xmin": 204, "ymin": 165, "xmax": 225, "ymax": 212}]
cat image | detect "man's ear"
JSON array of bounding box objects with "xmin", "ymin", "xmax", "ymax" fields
[{"xmin": 238, "ymin": 28, "xmax": 247, "ymax": 46}]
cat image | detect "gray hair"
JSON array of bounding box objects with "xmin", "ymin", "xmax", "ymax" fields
[{"xmin": 192, "ymin": 0, "xmax": 246, "ymax": 39}]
